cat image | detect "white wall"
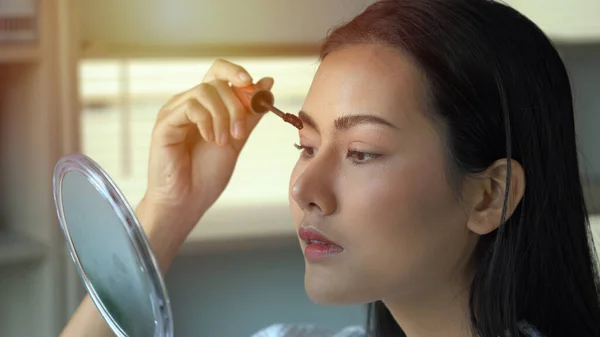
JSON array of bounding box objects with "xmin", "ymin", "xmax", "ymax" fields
[
  {"xmin": 562, "ymin": 44, "xmax": 600, "ymax": 176},
  {"xmin": 78, "ymin": 0, "xmax": 600, "ymax": 46},
  {"xmin": 504, "ymin": 0, "xmax": 600, "ymax": 42},
  {"xmin": 564, "ymin": 44, "xmax": 600, "ymax": 213},
  {"xmin": 78, "ymin": 0, "xmax": 377, "ymax": 45}
]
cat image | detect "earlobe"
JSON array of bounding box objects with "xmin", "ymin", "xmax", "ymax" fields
[{"xmin": 466, "ymin": 159, "xmax": 526, "ymax": 235}]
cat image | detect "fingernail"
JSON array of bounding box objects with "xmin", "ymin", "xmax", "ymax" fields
[
  {"xmin": 220, "ymin": 132, "xmax": 229, "ymax": 145},
  {"xmin": 239, "ymin": 73, "xmax": 252, "ymax": 83},
  {"xmin": 233, "ymin": 121, "xmax": 244, "ymax": 139}
]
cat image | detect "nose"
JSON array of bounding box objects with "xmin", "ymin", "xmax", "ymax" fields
[{"xmin": 291, "ymin": 156, "xmax": 338, "ymax": 216}]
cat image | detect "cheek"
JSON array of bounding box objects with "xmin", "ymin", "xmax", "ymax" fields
[
  {"xmin": 341, "ymin": 158, "xmax": 449, "ymax": 240},
  {"xmin": 341, "ymin": 155, "xmax": 460, "ymax": 264},
  {"xmin": 341, "ymin": 155, "xmax": 475, "ymax": 296},
  {"xmin": 288, "ymin": 161, "xmax": 304, "ymax": 228}
]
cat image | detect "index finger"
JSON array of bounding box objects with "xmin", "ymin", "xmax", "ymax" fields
[{"xmin": 203, "ymin": 59, "xmax": 253, "ymax": 87}]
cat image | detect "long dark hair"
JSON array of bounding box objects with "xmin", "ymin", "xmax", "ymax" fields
[{"xmin": 320, "ymin": 1, "xmax": 600, "ymax": 336}]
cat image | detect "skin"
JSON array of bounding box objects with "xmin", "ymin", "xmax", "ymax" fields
[
  {"xmin": 290, "ymin": 45, "xmax": 525, "ymax": 337},
  {"xmin": 291, "ymin": 44, "xmax": 482, "ymax": 336},
  {"xmin": 61, "ymin": 46, "xmax": 525, "ymax": 337}
]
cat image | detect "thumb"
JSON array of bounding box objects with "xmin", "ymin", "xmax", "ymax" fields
[{"xmin": 256, "ymin": 76, "xmax": 274, "ymax": 91}]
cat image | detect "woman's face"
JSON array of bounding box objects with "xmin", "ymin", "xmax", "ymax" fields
[{"xmin": 288, "ymin": 44, "xmax": 480, "ymax": 305}]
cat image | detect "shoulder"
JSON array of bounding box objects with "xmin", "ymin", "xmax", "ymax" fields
[
  {"xmin": 250, "ymin": 321, "xmax": 540, "ymax": 337},
  {"xmin": 250, "ymin": 323, "xmax": 366, "ymax": 337}
]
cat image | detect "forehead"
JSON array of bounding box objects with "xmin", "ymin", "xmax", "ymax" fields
[{"xmin": 303, "ymin": 44, "xmax": 427, "ymax": 125}]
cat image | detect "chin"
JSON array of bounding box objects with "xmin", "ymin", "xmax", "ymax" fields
[{"xmin": 303, "ymin": 268, "xmax": 371, "ymax": 306}]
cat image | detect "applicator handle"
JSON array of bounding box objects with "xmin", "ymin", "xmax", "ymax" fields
[{"xmin": 232, "ymin": 85, "xmax": 274, "ymax": 115}]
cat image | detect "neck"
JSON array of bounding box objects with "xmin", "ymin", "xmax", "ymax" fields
[{"xmin": 384, "ymin": 271, "xmax": 475, "ymax": 337}]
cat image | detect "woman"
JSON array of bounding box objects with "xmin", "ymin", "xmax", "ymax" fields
[{"xmin": 62, "ymin": 0, "xmax": 600, "ymax": 336}]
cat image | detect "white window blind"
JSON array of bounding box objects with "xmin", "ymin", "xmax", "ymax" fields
[{"xmin": 80, "ymin": 57, "xmax": 319, "ymax": 210}]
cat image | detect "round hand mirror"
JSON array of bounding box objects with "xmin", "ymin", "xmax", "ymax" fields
[{"xmin": 53, "ymin": 153, "xmax": 173, "ymax": 337}]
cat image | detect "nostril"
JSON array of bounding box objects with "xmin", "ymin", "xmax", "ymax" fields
[{"xmin": 308, "ymin": 202, "xmax": 321, "ymax": 212}]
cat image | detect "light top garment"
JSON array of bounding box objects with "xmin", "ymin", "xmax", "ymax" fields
[
  {"xmin": 250, "ymin": 324, "xmax": 365, "ymax": 337},
  {"xmin": 251, "ymin": 321, "xmax": 543, "ymax": 337}
]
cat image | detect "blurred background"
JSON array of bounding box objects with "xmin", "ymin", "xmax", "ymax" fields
[{"xmin": 0, "ymin": 0, "xmax": 599, "ymax": 336}]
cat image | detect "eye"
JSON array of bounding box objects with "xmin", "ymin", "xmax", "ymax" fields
[
  {"xmin": 294, "ymin": 143, "xmax": 317, "ymax": 159},
  {"xmin": 346, "ymin": 149, "xmax": 379, "ymax": 165}
]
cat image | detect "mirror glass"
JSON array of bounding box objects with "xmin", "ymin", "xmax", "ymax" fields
[{"xmin": 53, "ymin": 153, "xmax": 173, "ymax": 337}]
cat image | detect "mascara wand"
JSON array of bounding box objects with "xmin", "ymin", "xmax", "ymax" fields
[{"xmin": 232, "ymin": 85, "xmax": 303, "ymax": 130}]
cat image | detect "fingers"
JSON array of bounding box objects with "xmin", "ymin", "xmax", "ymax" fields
[
  {"xmin": 190, "ymin": 82, "xmax": 231, "ymax": 145},
  {"xmin": 155, "ymin": 81, "xmax": 246, "ymax": 147},
  {"xmin": 243, "ymin": 77, "xmax": 275, "ymax": 133},
  {"xmin": 212, "ymin": 75, "xmax": 275, "ymax": 140},
  {"xmin": 153, "ymin": 59, "xmax": 275, "ymax": 149},
  {"xmin": 203, "ymin": 59, "xmax": 253, "ymax": 87},
  {"xmin": 164, "ymin": 59, "xmax": 254, "ymax": 110},
  {"xmin": 212, "ymin": 80, "xmax": 247, "ymax": 140},
  {"xmin": 154, "ymin": 98, "xmax": 213, "ymax": 146}
]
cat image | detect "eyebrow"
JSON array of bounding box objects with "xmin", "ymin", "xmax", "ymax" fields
[{"xmin": 298, "ymin": 110, "xmax": 399, "ymax": 134}]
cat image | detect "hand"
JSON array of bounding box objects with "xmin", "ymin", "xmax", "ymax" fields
[{"xmin": 140, "ymin": 59, "xmax": 274, "ymax": 242}]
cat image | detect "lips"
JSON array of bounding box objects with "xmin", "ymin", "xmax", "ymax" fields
[
  {"xmin": 298, "ymin": 227, "xmax": 341, "ymax": 246},
  {"xmin": 298, "ymin": 227, "xmax": 343, "ymax": 260}
]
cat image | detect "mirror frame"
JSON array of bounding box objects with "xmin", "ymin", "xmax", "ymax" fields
[{"xmin": 53, "ymin": 153, "xmax": 173, "ymax": 337}]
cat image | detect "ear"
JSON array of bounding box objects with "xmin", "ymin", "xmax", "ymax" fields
[{"xmin": 465, "ymin": 159, "xmax": 526, "ymax": 235}]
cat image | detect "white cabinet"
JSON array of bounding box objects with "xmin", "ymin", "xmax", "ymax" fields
[{"xmin": 0, "ymin": 0, "xmax": 80, "ymax": 335}]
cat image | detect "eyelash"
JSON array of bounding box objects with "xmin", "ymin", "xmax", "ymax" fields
[{"xmin": 293, "ymin": 143, "xmax": 380, "ymax": 165}]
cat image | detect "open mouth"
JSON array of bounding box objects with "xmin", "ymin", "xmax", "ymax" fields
[{"xmin": 306, "ymin": 239, "xmax": 339, "ymax": 247}]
